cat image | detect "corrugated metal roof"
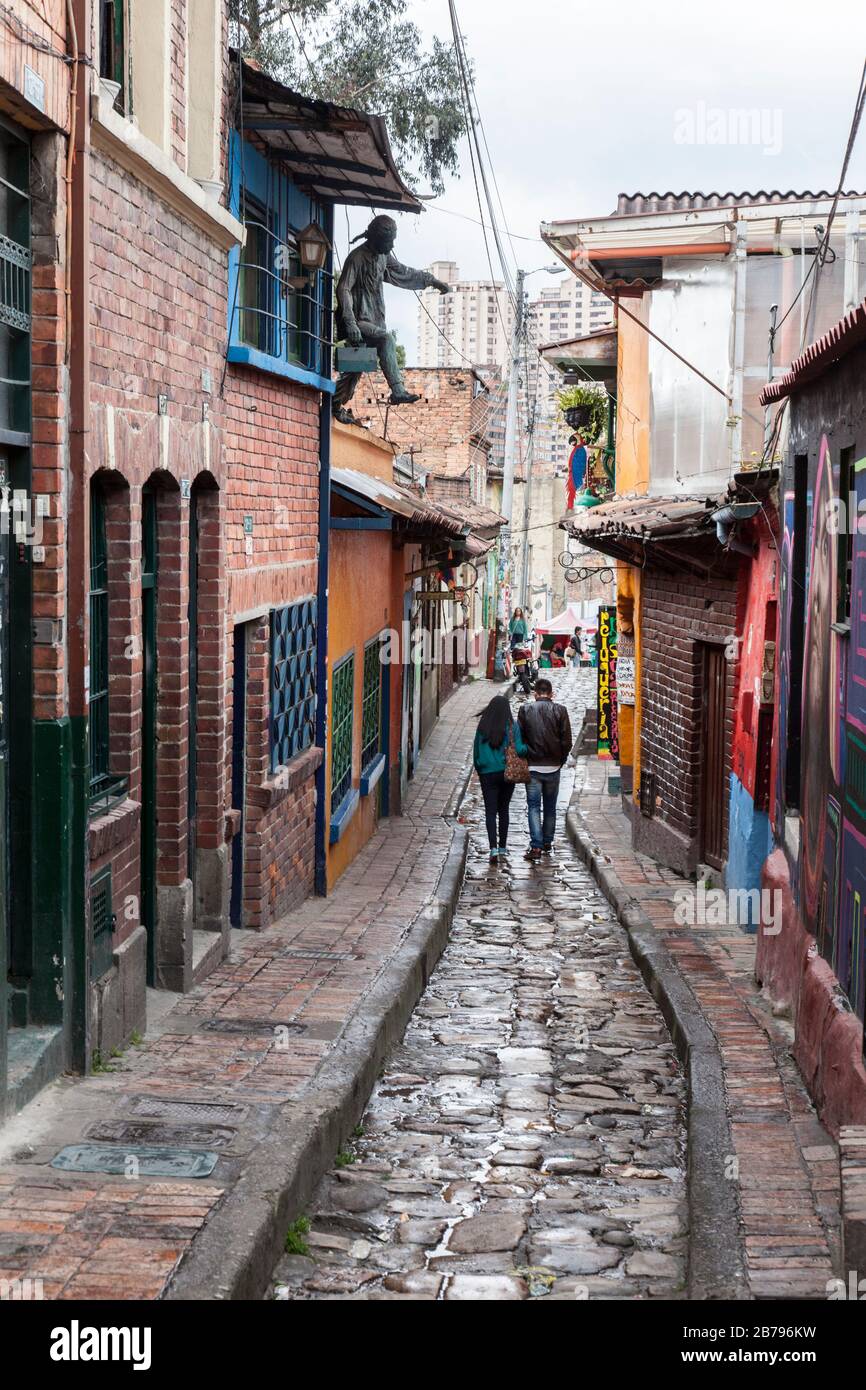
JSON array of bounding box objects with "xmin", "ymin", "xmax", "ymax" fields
[
  {"xmin": 330, "ymin": 468, "xmax": 500, "ymax": 554},
  {"xmin": 615, "ymin": 190, "xmax": 866, "ymax": 215},
  {"xmin": 236, "ymin": 56, "xmax": 422, "ymax": 213},
  {"xmin": 760, "ymin": 298, "xmax": 866, "ymax": 404}
]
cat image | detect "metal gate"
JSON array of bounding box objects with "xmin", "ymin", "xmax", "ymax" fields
[{"xmin": 700, "ymin": 644, "xmax": 727, "ymax": 870}]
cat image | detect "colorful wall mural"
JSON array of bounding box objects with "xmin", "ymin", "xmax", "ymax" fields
[{"xmin": 774, "ymin": 432, "xmax": 866, "ymax": 1029}]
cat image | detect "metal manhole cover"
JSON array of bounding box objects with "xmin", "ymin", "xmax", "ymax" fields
[
  {"xmin": 86, "ymin": 1120, "xmax": 235, "ymax": 1148},
  {"xmin": 202, "ymin": 1018, "xmax": 306, "ymax": 1035},
  {"xmin": 126, "ymin": 1097, "xmax": 246, "ymax": 1124},
  {"xmin": 51, "ymin": 1143, "xmax": 219, "ymax": 1178}
]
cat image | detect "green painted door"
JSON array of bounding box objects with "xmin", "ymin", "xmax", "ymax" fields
[
  {"xmin": 0, "ymin": 120, "xmax": 31, "ymax": 1033},
  {"xmin": 0, "ymin": 457, "xmax": 8, "ymax": 1000},
  {"xmin": 141, "ymin": 485, "xmax": 158, "ymax": 985}
]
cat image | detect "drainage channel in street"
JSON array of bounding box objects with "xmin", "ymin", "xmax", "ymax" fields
[{"xmin": 270, "ymin": 676, "xmax": 688, "ymax": 1300}]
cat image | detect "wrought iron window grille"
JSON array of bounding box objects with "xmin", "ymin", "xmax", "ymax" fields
[
  {"xmin": 330, "ymin": 652, "xmax": 355, "ymax": 813},
  {"xmin": 270, "ymin": 599, "xmax": 317, "ymax": 773},
  {"xmin": 361, "ymin": 636, "xmax": 384, "ymax": 772}
]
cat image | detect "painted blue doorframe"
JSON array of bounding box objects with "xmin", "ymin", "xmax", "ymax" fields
[{"xmin": 314, "ymin": 205, "xmax": 335, "ymax": 897}]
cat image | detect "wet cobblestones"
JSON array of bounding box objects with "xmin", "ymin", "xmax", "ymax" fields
[{"xmin": 272, "ymin": 676, "xmax": 688, "ymax": 1300}]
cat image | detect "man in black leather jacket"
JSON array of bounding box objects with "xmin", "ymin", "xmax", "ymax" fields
[{"xmin": 517, "ymin": 678, "xmax": 573, "ymax": 860}]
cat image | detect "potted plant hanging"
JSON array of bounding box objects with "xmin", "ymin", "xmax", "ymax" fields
[{"xmin": 556, "ymin": 382, "xmax": 609, "ymax": 442}]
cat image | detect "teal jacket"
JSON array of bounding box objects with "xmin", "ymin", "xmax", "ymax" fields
[
  {"xmin": 509, "ymin": 616, "xmax": 529, "ymax": 642},
  {"xmin": 473, "ymin": 720, "xmax": 528, "ymax": 775}
]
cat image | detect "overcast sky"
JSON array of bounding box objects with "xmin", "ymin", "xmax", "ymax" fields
[{"xmin": 334, "ymin": 0, "xmax": 866, "ymax": 362}]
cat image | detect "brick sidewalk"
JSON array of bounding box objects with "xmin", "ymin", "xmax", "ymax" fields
[
  {"xmin": 0, "ymin": 678, "xmax": 492, "ymax": 1300},
  {"xmin": 573, "ymin": 756, "xmax": 842, "ymax": 1300}
]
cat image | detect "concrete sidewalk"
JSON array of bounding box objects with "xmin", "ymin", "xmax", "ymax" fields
[
  {"xmin": 0, "ymin": 678, "xmax": 493, "ymax": 1301},
  {"xmin": 569, "ymin": 756, "xmax": 842, "ymax": 1300}
]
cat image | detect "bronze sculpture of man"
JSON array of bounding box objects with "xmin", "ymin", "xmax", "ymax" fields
[{"xmin": 334, "ymin": 214, "xmax": 450, "ymax": 423}]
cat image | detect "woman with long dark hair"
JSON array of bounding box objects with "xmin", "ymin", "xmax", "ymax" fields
[
  {"xmin": 473, "ymin": 694, "xmax": 528, "ymax": 864},
  {"xmin": 509, "ymin": 607, "xmax": 529, "ymax": 648}
]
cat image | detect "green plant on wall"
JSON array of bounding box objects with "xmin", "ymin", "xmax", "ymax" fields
[{"xmin": 556, "ymin": 383, "xmax": 609, "ymax": 444}]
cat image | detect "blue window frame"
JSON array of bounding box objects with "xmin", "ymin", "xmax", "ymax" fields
[
  {"xmin": 228, "ymin": 132, "xmax": 333, "ymax": 391},
  {"xmin": 270, "ymin": 599, "xmax": 317, "ymax": 773}
]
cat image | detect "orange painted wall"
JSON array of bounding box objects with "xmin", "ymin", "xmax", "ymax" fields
[{"xmin": 326, "ymin": 527, "xmax": 393, "ymax": 890}]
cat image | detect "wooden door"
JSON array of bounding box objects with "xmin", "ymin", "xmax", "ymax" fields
[{"xmin": 700, "ymin": 644, "xmax": 727, "ymax": 870}]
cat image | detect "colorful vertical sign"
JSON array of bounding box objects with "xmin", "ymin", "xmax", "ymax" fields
[{"xmin": 597, "ymin": 604, "xmax": 618, "ymax": 761}]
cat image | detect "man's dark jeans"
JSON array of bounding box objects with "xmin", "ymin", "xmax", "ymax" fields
[{"xmin": 527, "ymin": 768, "xmax": 560, "ymax": 849}]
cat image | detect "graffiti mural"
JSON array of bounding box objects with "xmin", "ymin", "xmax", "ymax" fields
[
  {"xmin": 801, "ymin": 438, "xmax": 839, "ymax": 926},
  {"xmin": 777, "ymin": 434, "xmax": 866, "ymax": 1026},
  {"xmin": 597, "ymin": 605, "xmax": 618, "ymax": 761}
]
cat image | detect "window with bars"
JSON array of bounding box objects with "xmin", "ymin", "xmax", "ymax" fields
[
  {"xmin": 361, "ymin": 636, "xmax": 383, "ymax": 771},
  {"xmin": 330, "ymin": 653, "xmax": 354, "ymax": 813},
  {"xmin": 88, "ymin": 482, "xmax": 126, "ymax": 814},
  {"xmin": 0, "ymin": 122, "xmax": 31, "ymax": 438},
  {"xmin": 230, "ymin": 134, "xmax": 332, "ymax": 381},
  {"xmin": 89, "ymin": 485, "xmax": 110, "ymax": 796},
  {"xmin": 270, "ymin": 599, "xmax": 317, "ymax": 773}
]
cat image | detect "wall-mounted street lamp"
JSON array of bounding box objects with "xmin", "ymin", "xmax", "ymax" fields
[{"xmin": 283, "ymin": 222, "xmax": 331, "ymax": 289}]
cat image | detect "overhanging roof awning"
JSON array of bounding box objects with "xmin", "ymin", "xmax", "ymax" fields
[
  {"xmin": 330, "ymin": 468, "xmax": 494, "ymax": 554},
  {"xmin": 540, "ymin": 328, "xmax": 617, "ymax": 383},
  {"xmin": 235, "ymin": 55, "xmax": 422, "ymax": 213},
  {"xmin": 559, "ymin": 475, "xmax": 776, "ymax": 575}
]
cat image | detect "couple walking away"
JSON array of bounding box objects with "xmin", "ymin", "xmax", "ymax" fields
[{"xmin": 472, "ymin": 679, "xmax": 573, "ymax": 865}]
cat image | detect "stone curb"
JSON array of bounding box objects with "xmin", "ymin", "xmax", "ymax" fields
[
  {"xmin": 565, "ymin": 790, "xmax": 749, "ymax": 1302},
  {"xmin": 167, "ymin": 826, "xmax": 469, "ymax": 1301}
]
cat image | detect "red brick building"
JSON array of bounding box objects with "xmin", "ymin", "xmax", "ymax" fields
[
  {"xmin": 356, "ymin": 366, "xmax": 504, "ymax": 692},
  {"xmin": 1, "ymin": 1, "xmax": 427, "ymax": 1122},
  {"xmin": 81, "ymin": 1, "xmax": 244, "ymax": 1048},
  {"xmin": 355, "ymin": 365, "xmax": 494, "ymax": 507},
  {"xmin": 0, "ymin": 2, "xmax": 77, "ymax": 1117}
]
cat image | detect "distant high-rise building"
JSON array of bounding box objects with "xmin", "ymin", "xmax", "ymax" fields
[
  {"xmin": 416, "ymin": 262, "xmax": 514, "ymax": 370},
  {"xmin": 525, "ymin": 276, "xmax": 614, "ymax": 478},
  {"xmin": 415, "ymin": 265, "xmax": 613, "ymax": 480}
]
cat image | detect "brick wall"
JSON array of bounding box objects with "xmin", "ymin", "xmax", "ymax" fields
[
  {"xmin": 86, "ymin": 122, "xmax": 233, "ymax": 995},
  {"xmin": 637, "ymin": 561, "xmax": 741, "ymax": 873},
  {"xmin": 359, "ymin": 368, "xmax": 491, "ymax": 491},
  {"xmin": 222, "ymin": 366, "xmax": 322, "ymax": 927},
  {"xmin": 0, "ymin": 2, "xmax": 70, "ymax": 132}
]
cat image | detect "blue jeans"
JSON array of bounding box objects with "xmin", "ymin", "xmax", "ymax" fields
[{"xmin": 527, "ymin": 769, "xmax": 560, "ymax": 849}]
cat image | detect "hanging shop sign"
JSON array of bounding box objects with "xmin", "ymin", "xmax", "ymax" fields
[
  {"xmin": 617, "ymin": 633, "xmax": 635, "ymax": 706},
  {"xmin": 597, "ymin": 604, "xmax": 618, "ymax": 761}
]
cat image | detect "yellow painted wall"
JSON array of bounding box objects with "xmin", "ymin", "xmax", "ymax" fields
[
  {"xmin": 613, "ymin": 300, "xmax": 651, "ymax": 800},
  {"xmin": 333, "ymin": 419, "xmax": 396, "ymax": 480}
]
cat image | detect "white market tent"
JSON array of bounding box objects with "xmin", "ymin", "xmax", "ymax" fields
[{"xmin": 535, "ymin": 603, "xmax": 591, "ymax": 636}]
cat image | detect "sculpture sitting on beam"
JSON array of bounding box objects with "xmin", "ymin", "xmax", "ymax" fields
[{"xmin": 334, "ymin": 214, "xmax": 450, "ymax": 424}]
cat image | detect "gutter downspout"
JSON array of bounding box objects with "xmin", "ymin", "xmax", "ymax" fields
[
  {"xmin": 68, "ymin": 0, "xmax": 91, "ymax": 1071},
  {"xmin": 314, "ymin": 204, "xmax": 334, "ymax": 898}
]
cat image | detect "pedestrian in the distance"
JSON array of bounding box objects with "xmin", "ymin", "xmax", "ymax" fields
[
  {"xmin": 473, "ymin": 694, "xmax": 528, "ymax": 865},
  {"xmin": 518, "ymin": 677, "xmax": 573, "ymax": 860},
  {"xmin": 509, "ymin": 608, "xmax": 529, "ymax": 648}
]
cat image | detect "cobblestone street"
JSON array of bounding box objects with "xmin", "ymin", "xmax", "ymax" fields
[{"xmin": 272, "ymin": 672, "xmax": 689, "ymax": 1301}]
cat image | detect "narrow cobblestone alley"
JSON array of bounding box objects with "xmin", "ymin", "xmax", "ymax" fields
[{"xmin": 271, "ymin": 674, "xmax": 689, "ymax": 1301}]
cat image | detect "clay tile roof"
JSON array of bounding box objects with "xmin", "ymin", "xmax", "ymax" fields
[
  {"xmin": 563, "ymin": 494, "xmax": 721, "ymax": 540},
  {"xmin": 760, "ymin": 298, "xmax": 866, "ymax": 405}
]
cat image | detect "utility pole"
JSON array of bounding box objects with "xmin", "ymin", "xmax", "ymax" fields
[{"xmin": 496, "ymin": 268, "xmax": 524, "ymax": 674}]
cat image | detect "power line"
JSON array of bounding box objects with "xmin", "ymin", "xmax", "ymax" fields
[
  {"xmin": 427, "ymin": 201, "xmax": 546, "ymax": 244},
  {"xmin": 802, "ymin": 58, "xmax": 866, "ymax": 349}
]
